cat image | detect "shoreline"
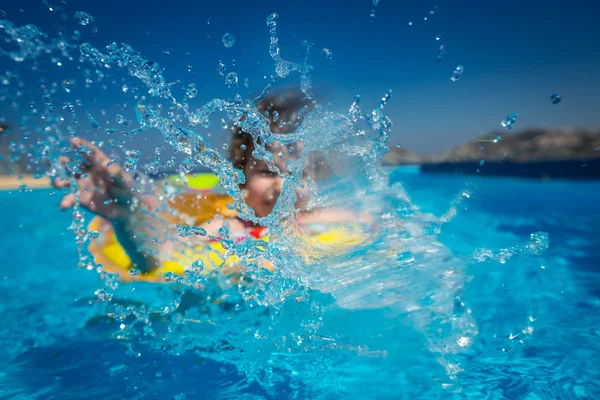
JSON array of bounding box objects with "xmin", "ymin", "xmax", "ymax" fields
[{"xmin": 0, "ymin": 175, "xmax": 51, "ymax": 190}]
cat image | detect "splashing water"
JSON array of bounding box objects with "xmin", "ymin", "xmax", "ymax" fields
[
  {"xmin": 0, "ymin": 9, "xmax": 488, "ymax": 396},
  {"xmin": 437, "ymin": 44, "xmax": 446, "ymax": 62},
  {"xmin": 450, "ymin": 64, "xmax": 463, "ymax": 81},
  {"xmin": 321, "ymin": 48, "xmax": 333, "ymax": 59},
  {"xmin": 74, "ymin": 11, "xmax": 94, "ymax": 26},
  {"xmin": 501, "ymin": 112, "xmax": 519, "ymax": 129}
]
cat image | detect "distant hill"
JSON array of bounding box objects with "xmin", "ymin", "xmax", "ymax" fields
[
  {"xmin": 382, "ymin": 147, "xmax": 421, "ymax": 165},
  {"xmin": 383, "ymin": 128, "xmax": 600, "ymax": 165},
  {"xmin": 437, "ymin": 128, "xmax": 600, "ymax": 163}
]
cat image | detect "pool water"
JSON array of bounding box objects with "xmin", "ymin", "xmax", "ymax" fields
[{"xmin": 1, "ymin": 171, "xmax": 599, "ymax": 399}]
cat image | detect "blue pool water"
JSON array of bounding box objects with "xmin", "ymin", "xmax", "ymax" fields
[{"xmin": 1, "ymin": 172, "xmax": 600, "ymax": 399}]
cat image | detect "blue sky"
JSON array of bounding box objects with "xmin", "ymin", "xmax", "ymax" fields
[{"xmin": 2, "ymin": 0, "xmax": 600, "ymax": 154}]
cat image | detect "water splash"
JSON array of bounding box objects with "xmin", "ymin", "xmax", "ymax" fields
[
  {"xmin": 1, "ymin": 10, "xmax": 478, "ymax": 394},
  {"xmin": 74, "ymin": 11, "xmax": 94, "ymax": 26},
  {"xmin": 501, "ymin": 112, "xmax": 518, "ymax": 129},
  {"xmin": 450, "ymin": 65, "xmax": 463, "ymax": 81}
]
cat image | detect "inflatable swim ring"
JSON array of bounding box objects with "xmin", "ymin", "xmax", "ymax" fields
[{"xmin": 88, "ymin": 173, "xmax": 366, "ymax": 282}]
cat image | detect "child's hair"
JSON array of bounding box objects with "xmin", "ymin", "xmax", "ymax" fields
[{"xmin": 229, "ymin": 88, "xmax": 312, "ymax": 171}]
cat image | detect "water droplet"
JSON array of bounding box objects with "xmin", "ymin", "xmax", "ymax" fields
[
  {"xmin": 225, "ymin": 72, "xmax": 238, "ymax": 88},
  {"xmin": 177, "ymin": 225, "xmax": 191, "ymax": 237},
  {"xmin": 450, "ymin": 65, "xmax": 464, "ymax": 81},
  {"xmin": 95, "ymin": 288, "xmax": 113, "ymax": 301},
  {"xmin": 222, "ymin": 33, "xmax": 235, "ymax": 48},
  {"xmin": 186, "ymin": 83, "xmax": 198, "ymax": 98},
  {"xmin": 267, "ymin": 13, "xmax": 278, "ymax": 26},
  {"xmin": 61, "ymin": 79, "xmax": 76, "ymax": 93},
  {"xmin": 321, "ymin": 48, "xmax": 333, "ymax": 59},
  {"xmin": 217, "ymin": 60, "xmax": 226, "ymax": 78},
  {"xmin": 551, "ymin": 93, "xmax": 562, "ymax": 104},
  {"xmin": 192, "ymin": 227, "xmax": 207, "ymax": 236},
  {"xmin": 192, "ymin": 259, "xmax": 204, "ymax": 271},
  {"xmin": 437, "ymin": 44, "xmax": 446, "ymax": 62},
  {"xmin": 116, "ymin": 114, "xmax": 130, "ymax": 126},
  {"xmin": 181, "ymin": 158, "xmax": 194, "ymax": 173},
  {"xmin": 163, "ymin": 272, "xmax": 176, "ymax": 281},
  {"xmin": 501, "ymin": 113, "xmax": 518, "ymax": 130},
  {"xmin": 74, "ymin": 11, "xmax": 94, "ymax": 26}
]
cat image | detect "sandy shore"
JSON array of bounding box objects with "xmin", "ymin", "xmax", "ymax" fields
[{"xmin": 0, "ymin": 175, "xmax": 51, "ymax": 190}]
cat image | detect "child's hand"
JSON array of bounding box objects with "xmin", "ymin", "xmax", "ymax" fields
[{"xmin": 53, "ymin": 137, "xmax": 135, "ymax": 221}]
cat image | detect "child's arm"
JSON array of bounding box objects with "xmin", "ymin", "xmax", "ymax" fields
[{"xmin": 53, "ymin": 137, "xmax": 162, "ymax": 272}]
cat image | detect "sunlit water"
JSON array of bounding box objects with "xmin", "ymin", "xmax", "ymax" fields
[{"xmin": 1, "ymin": 171, "xmax": 599, "ymax": 399}]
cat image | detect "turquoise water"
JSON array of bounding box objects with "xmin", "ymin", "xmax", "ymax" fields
[{"xmin": 1, "ymin": 172, "xmax": 599, "ymax": 399}]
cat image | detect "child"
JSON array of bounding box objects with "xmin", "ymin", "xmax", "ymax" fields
[{"xmin": 53, "ymin": 90, "xmax": 368, "ymax": 277}]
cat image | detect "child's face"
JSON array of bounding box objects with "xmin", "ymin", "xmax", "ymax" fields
[{"xmin": 243, "ymin": 142, "xmax": 310, "ymax": 218}]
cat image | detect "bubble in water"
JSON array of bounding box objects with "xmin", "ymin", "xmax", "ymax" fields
[
  {"xmin": 225, "ymin": 72, "xmax": 238, "ymax": 88},
  {"xmin": 222, "ymin": 33, "xmax": 235, "ymax": 48},
  {"xmin": 370, "ymin": 10, "xmax": 377, "ymax": 22},
  {"xmin": 321, "ymin": 48, "xmax": 333, "ymax": 59},
  {"xmin": 240, "ymin": 144, "xmax": 247, "ymax": 150},
  {"xmin": 186, "ymin": 83, "xmax": 198, "ymax": 98},
  {"xmin": 128, "ymin": 268, "xmax": 141, "ymax": 277},
  {"xmin": 74, "ymin": 11, "xmax": 94, "ymax": 26},
  {"xmin": 243, "ymin": 78, "xmax": 249, "ymax": 88},
  {"xmin": 501, "ymin": 113, "xmax": 518, "ymax": 130},
  {"xmin": 436, "ymin": 32, "xmax": 445, "ymax": 41},
  {"xmin": 551, "ymin": 93, "xmax": 562, "ymax": 104},
  {"xmin": 450, "ymin": 65, "xmax": 463, "ymax": 81},
  {"xmin": 61, "ymin": 79, "xmax": 76, "ymax": 93},
  {"xmin": 88, "ymin": 230, "xmax": 99, "ymax": 239}
]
